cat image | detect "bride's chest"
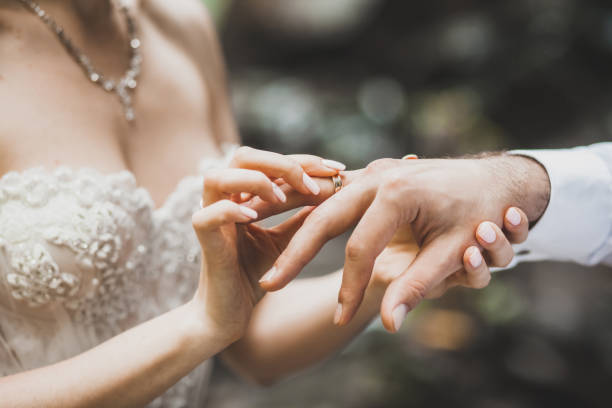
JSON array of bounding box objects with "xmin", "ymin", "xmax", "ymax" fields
[
  {"xmin": 0, "ymin": 152, "xmax": 232, "ymax": 324},
  {"xmin": 0, "ymin": 14, "xmax": 225, "ymax": 203}
]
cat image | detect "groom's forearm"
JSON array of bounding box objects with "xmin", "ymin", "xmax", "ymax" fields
[{"xmin": 221, "ymin": 271, "xmax": 383, "ymax": 386}]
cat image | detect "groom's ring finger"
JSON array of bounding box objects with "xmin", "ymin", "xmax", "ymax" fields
[{"xmin": 203, "ymin": 168, "xmax": 287, "ymax": 206}]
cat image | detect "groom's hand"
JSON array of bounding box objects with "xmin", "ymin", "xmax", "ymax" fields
[{"xmin": 259, "ymin": 154, "xmax": 550, "ymax": 332}]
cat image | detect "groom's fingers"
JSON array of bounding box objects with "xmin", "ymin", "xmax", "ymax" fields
[
  {"xmin": 380, "ymin": 235, "xmax": 461, "ymax": 333},
  {"xmin": 335, "ymin": 194, "xmax": 403, "ymax": 326},
  {"xmin": 259, "ymin": 181, "xmax": 377, "ymax": 291}
]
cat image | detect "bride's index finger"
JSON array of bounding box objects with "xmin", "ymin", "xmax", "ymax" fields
[
  {"xmin": 230, "ymin": 147, "xmax": 343, "ymax": 196},
  {"xmin": 287, "ymin": 154, "xmax": 346, "ymax": 176},
  {"xmin": 247, "ymin": 169, "xmax": 363, "ymax": 220}
]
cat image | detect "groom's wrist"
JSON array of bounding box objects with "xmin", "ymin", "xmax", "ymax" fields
[
  {"xmin": 481, "ymin": 153, "xmax": 551, "ymax": 225},
  {"xmin": 502, "ymin": 154, "xmax": 551, "ymax": 224}
]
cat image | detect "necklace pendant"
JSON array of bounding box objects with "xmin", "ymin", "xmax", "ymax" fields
[
  {"xmin": 116, "ymin": 82, "xmax": 135, "ymax": 122},
  {"xmin": 17, "ymin": 0, "xmax": 141, "ymax": 124},
  {"xmin": 124, "ymin": 106, "xmax": 135, "ymax": 122}
]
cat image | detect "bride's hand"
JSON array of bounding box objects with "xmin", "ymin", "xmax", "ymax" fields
[
  {"xmin": 369, "ymin": 206, "xmax": 530, "ymax": 306},
  {"xmin": 190, "ymin": 147, "xmax": 342, "ymax": 342}
]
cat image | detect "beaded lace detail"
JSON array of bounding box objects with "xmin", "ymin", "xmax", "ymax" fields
[{"xmin": 0, "ymin": 145, "xmax": 237, "ymax": 405}]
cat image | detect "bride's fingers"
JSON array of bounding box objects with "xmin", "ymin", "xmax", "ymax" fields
[
  {"xmin": 192, "ymin": 199, "xmax": 257, "ymax": 241},
  {"xmin": 503, "ymin": 207, "xmax": 529, "ymax": 244},
  {"xmin": 461, "ymin": 246, "xmax": 492, "ymax": 288},
  {"xmin": 248, "ymin": 169, "xmax": 364, "ymax": 220},
  {"xmin": 229, "ymin": 147, "xmax": 339, "ymax": 196},
  {"xmin": 203, "ymin": 168, "xmax": 287, "ymax": 206},
  {"xmin": 475, "ymin": 221, "xmax": 514, "ymax": 267},
  {"xmin": 268, "ymin": 206, "xmax": 316, "ymax": 250},
  {"xmin": 287, "ymin": 154, "xmax": 346, "ymax": 176},
  {"xmin": 424, "ymin": 246, "xmax": 491, "ymax": 299}
]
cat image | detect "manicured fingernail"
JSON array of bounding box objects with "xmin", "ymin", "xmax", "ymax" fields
[
  {"xmin": 333, "ymin": 303, "xmax": 343, "ymax": 325},
  {"xmin": 239, "ymin": 206, "xmax": 258, "ymax": 219},
  {"xmin": 302, "ymin": 173, "xmax": 320, "ymax": 195},
  {"xmin": 469, "ymin": 247, "xmax": 483, "ymax": 268},
  {"xmin": 259, "ymin": 266, "xmax": 277, "ymax": 283},
  {"xmin": 477, "ymin": 222, "xmax": 496, "ymax": 244},
  {"xmin": 392, "ymin": 304, "xmax": 408, "ymax": 332},
  {"xmin": 506, "ymin": 207, "xmax": 521, "ymax": 226},
  {"xmin": 401, "ymin": 154, "xmax": 419, "ymax": 160},
  {"xmin": 272, "ymin": 184, "xmax": 287, "ymax": 203},
  {"xmin": 322, "ymin": 159, "xmax": 346, "ymax": 171}
]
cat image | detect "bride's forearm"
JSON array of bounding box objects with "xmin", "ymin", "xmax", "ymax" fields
[
  {"xmin": 221, "ymin": 271, "xmax": 384, "ymax": 385},
  {"xmin": 0, "ymin": 301, "xmax": 232, "ymax": 408}
]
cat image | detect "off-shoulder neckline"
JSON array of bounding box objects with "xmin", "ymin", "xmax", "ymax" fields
[{"xmin": 0, "ymin": 145, "xmax": 237, "ymax": 212}]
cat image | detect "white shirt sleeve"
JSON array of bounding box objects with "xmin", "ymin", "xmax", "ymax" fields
[{"xmin": 508, "ymin": 142, "xmax": 612, "ymax": 267}]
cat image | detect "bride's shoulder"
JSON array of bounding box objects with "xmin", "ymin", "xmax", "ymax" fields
[{"xmin": 141, "ymin": 0, "xmax": 217, "ymax": 44}]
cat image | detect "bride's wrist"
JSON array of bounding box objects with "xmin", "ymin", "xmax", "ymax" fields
[{"xmin": 182, "ymin": 299, "xmax": 245, "ymax": 351}]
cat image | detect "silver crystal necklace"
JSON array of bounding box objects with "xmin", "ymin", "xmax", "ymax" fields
[{"xmin": 16, "ymin": 0, "xmax": 142, "ymax": 122}]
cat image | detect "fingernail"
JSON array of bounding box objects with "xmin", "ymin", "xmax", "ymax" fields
[
  {"xmin": 239, "ymin": 206, "xmax": 258, "ymax": 219},
  {"xmin": 469, "ymin": 247, "xmax": 483, "ymax": 268},
  {"xmin": 259, "ymin": 266, "xmax": 277, "ymax": 283},
  {"xmin": 477, "ymin": 222, "xmax": 496, "ymax": 244},
  {"xmin": 506, "ymin": 207, "xmax": 521, "ymax": 226},
  {"xmin": 322, "ymin": 159, "xmax": 346, "ymax": 171},
  {"xmin": 272, "ymin": 184, "xmax": 287, "ymax": 203},
  {"xmin": 392, "ymin": 304, "xmax": 408, "ymax": 332},
  {"xmin": 302, "ymin": 173, "xmax": 320, "ymax": 195},
  {"xmin": 333, "ymin": 303, "xmax": 343, "ymax": 325},
  {"xmin": 401, "ymin": 154, "xmax": 419, "ymax": 160}
]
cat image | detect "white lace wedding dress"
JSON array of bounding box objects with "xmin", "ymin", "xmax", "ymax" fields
[{"xmin": 0, "ymin": 145, "xmax": 237, "ymax": 407}]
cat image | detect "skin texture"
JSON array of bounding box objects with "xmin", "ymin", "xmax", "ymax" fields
[
  {"xmin": 259, "ymin": 154, "xmax": 550, "ymax": 332},
  {"xmin": 0, "ymin": 0, "xmax": 237, "ymax": 205},
  {"xmin": 0, "ymin": 0, "xmax": 536, "ymax": 403}
]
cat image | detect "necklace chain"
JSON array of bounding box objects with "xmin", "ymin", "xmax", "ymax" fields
[{"xmin": 16, "ymin": 0, "xmax": 142, "ymax": 122}]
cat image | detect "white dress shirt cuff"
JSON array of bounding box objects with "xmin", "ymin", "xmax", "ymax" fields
[{"xmin": 509, "ymin": 147, "xmax": 612, "ymax": 266}]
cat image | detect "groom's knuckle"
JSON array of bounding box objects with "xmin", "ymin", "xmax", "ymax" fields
[
  {"xmin": 338, "ymin": 286, "xmax": 365, "ymax": 305},
  {"xmin": 305, "ymin": 211, "xmax": 328, "ymax": 230},
  {"xmin": 381, "ymin": 171, "xmax": 405, "ymax": 191},
  {"xmin": 366, "ymin": 158, "xmax": 396, "ymax": 174},
  {"xmin": 345, "ymin": 242, "xmax": 367, "ymax": 262}
]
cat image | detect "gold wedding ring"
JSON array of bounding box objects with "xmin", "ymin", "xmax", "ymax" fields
[{"xmin": 332, "ymin": 175, "xmax": 343, "ymax": 193}]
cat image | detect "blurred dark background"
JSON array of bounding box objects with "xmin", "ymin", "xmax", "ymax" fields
[{"xmin": 202, "ymin": 1, "xmax": 612, "ymax": 407}]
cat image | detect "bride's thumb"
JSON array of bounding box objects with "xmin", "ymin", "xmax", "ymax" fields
[{"xmin": 192, "ymin": 199, "xmax": 257, "ymax": 244}]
